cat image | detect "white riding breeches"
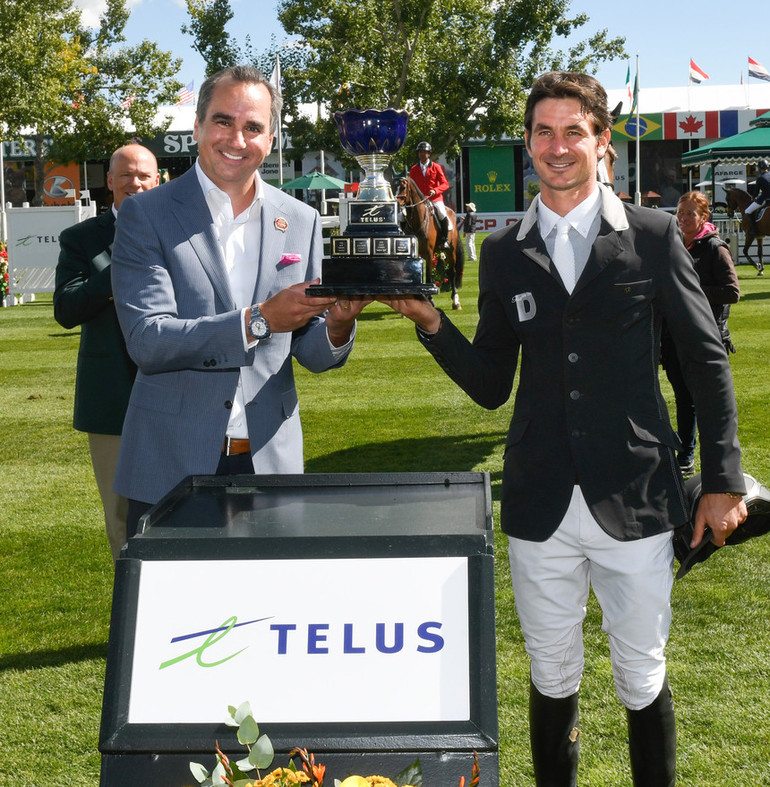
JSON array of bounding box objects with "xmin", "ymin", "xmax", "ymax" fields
[
  {"xmin": 508, "ymin": 485, "xmax": 674, "ymax": 710},
  {"xmin": 431, "ymin": 198, "xmax": 448, "ymax": 221}
]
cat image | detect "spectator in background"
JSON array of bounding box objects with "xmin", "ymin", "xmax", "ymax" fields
[
  {"xmin": 461, "ymin": 202, "xmax": 478, "ymax": 261},
  {"xmin": 54, "ymin": 144, "xmax": 160, "ymax": 561},
  {"xmin": 662, "ymin": 190, "xmax": 740, "ymax": 476}
]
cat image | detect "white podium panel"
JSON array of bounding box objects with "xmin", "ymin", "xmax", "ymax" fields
[{"xmin": 100, "ymin": 472, "xmax": 499, "ymax": 786}]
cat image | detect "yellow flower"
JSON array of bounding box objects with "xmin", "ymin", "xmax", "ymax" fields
[{"xmin": 246, "ymin": 768, "xmax": 310, "ymax": 786}]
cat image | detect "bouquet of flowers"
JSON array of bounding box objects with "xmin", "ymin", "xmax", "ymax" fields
[
  {"xmin": 0, "ymin": 243, "xmax": 9, "ymax": 299},
  {"xmin": 190, "ymin": 703, "xmax": 479, "ymax": 787}
]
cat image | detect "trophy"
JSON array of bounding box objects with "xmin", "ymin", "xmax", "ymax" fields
[{"xmin": 306, "ymin": 108, "xmax": 438, "ymax": 296}]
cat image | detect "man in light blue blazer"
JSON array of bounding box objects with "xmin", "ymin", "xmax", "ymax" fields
[{"xmin": 111, "ymin": 66, "xmax": 366, "ymax": 534}]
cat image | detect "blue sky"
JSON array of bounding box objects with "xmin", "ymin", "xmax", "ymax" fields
[{"xmin": 76, "ymin": 0, "xmax": 770, "ymax": 94}]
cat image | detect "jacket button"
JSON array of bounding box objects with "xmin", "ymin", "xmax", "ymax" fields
[
  {"xmin": 203, "ymin": 360, "xmax": 210, "ymax": 367},
  {"xmin": 209, "ymin": 359, "xmax": 217, "ymax": 367},
  {"xmin": 225, "ymin": 401, "xmax": 233, "ymax": 410},
  {"xmin": 568, "ymin": 352, "xmax": 579, "ymax": 363},
  {"xmin": 570, "ymin": 390, "xmax": 581, "ymax": 400}
]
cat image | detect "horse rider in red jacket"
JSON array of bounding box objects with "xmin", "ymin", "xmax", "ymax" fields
[{"xmin": 409, "ymin": 141, "xmax": 451, "ymax": 248}]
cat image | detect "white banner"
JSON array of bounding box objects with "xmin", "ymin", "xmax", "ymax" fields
[{"xmin": 128, "ymin": 557, "xmax": 470, "ymax": 725}]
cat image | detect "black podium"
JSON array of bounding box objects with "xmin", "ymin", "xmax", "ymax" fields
[{"xmin": 99, "ymin": 472, "xmax": 499, "ymax": 786}]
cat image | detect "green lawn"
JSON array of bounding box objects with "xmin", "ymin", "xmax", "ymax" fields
[{"xmin": 0, "ymin": 245, "xmax": 768, "ymax": 785}]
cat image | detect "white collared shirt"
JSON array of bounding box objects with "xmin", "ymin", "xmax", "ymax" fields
[
  {"xmin": 537, "ymin": 187, "xmax": 603, "ymax": 290},
  {"xmin": 195, "ymin": 161, "xmax": 263, "ymax": 439}
]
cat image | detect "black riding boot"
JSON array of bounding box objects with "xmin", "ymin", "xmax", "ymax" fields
[
  {"xmin": 529, "ymin": 681, "xmax": 579, "ymax": 786},
  {"xmin": 626, "ymin": 677, "xmax": 676, "ymax": 787},
  {"xmin": 438, "ymin": 215, "xmax": 450, "ymax": 248}
]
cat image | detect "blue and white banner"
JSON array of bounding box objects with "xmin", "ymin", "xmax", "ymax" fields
[{"xmin": 128, "ymin": 557, "xmax": 471, "ymax": 724}]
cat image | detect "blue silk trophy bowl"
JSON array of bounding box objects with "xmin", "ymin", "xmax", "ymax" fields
[{"xmin": 306, "ymin": 108, "xmax": 437, "ymax": 296}]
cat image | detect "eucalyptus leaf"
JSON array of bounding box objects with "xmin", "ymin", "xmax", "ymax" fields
[
  {"xmin": 249, "ymin": 733, "xmax": 275, "ymax": 770},
  {"xmin": 236, "ymin": 713, "xmax": 260, "ymax": 745},
  {"xmin": 235, "ymin": 755, "xmax": 256, "ymax": 773},
  {"xmin": 234, "ymin": 700, "xmax": 253, "ymax": 725},
  {"xmin": 225, "ymin": 705, "xmax": 239, "ymax": 726},
  {"xmin": 189, "ymin": 761, "xmax": 211, "ymax": 783}
]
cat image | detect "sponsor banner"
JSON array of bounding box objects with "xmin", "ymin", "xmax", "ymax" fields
[
  {"xmin": 43, "ymin": 162, "xmax": 81, "ymax": 205},
  {"xmin": 470, "ymin": 212, "xmax": 525, "ymax": 232},
  {"xmin": 6, "ymin": 204, "xmax": 95, "ymax": 268},
  {"xmin": 468, "ymin": 146, "xmax": 516, "ymax": 212},
  {"xmin": 128, "ymin": 557, "xmax": 471, "ymax": 725}
]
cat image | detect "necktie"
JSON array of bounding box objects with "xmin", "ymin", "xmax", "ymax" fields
[{"xmin": 554, "ymin": 218, "xmax": 576, "ymax": 293}]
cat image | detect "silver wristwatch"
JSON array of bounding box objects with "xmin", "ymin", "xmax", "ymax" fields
[{"xmin": 248, "ymin": 304, "xmax": 271, "ymax": 340}]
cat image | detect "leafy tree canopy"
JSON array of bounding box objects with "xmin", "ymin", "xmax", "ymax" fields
[
  {"xmin": 0, "ymin": 0, "xmax": 183, "ymax": 201},
  {"xmin": 274, "ymin": 0, "xmax": 626, "ymax": 168}
]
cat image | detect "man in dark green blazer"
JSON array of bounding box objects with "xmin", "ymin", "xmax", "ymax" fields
[{"xmin": 54, "ymin": 144, "xmax": 159, "ymax": 560}]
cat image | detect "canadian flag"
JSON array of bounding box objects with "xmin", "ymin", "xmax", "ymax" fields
[{"xmin": 689, "ymin": 59, "xmax": 709, "ymax": 84}]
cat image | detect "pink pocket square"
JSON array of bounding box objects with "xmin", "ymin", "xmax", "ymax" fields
[{"xmin": 278, "ymin": 253, "xmax": 302, "ymax": 267}]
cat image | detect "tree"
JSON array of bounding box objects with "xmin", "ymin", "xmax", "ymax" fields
[
  {"xmin": 182, "ymin": 0, "xmax": 244, "ymax": 77},
  {"xmin": 276, "ymin": 0, "xmax": 626, "ymax": 168},
  {"xmin": 0, "ymin": 0, "xmax": 182, "ymax": 204}
]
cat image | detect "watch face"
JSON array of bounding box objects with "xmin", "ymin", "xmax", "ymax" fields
[{"xmin": 250, "ymin": 312, "xmax": 270, "ymax": 339}]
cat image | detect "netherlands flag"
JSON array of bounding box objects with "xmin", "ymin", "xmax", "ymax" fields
[
  {"xmin": 689, "ymin": 59, "xmax": 709, "ymax": 84},
  {"xmin": 748, "ymin": 57, "xmax": 770, "ymax": 83}
]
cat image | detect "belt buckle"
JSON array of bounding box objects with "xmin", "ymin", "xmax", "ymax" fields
[{"xmin": 224, "ymin": 436, "xmax": 234, "ymax": 456}]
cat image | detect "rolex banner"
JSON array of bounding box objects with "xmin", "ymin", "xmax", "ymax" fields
[{"xmin": 468, "ymin": 146, "xmax": 516, "ymax": 213}]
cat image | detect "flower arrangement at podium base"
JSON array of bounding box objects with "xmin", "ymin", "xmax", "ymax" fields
[{"xmin": 190, "ymin": 702, "xmax": 479, "ymax": 787}]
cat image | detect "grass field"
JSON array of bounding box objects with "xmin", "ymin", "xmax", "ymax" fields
[{"xmin": 0, "ymin": 242, "xmax": 768, "ymax": 786}]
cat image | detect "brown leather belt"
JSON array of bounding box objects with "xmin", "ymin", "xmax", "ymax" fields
[{"xmin": 222, "ymin": 437, "xmax": 250, "ymax": 456}]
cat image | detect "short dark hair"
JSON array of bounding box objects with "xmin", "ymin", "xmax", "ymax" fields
[
  {"xmin": 196, "ymin": 65, "xmax": 282, "ymax": 136},
  {"xmin": 524, "ymin": 72, "xmax": 612, "ymax": 137}
]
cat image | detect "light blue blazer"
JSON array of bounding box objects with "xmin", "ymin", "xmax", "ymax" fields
[{"xmin": 111, "ymin": 167, "xmax": 350, "ymax": 504}]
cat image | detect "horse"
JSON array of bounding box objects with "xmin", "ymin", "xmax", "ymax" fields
[
  {"xmin": 395, "ymin": 176, "xmax": 465, "ymax": 309},
  {"xmin": 725, "ymin": 187, "xmax": 767, "ymax": 275},
  {"xmin": 597, "ymin": 102, "xmax": 622, "ymax": 191}
]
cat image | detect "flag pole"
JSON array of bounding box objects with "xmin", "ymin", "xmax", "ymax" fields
[
  {"xmin": 275, "ymin": 55, "xmax": 284, "ymax": 186},
  {"xmin": 634, "ymin": 54, "xmax": 641, "ymax": 206}
]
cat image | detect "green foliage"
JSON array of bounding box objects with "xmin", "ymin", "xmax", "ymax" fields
[
  {"xmin": 0, "ymin": 0, "xmax": 182, "ymax": 195},
  {"xmin": 183, "ymin": 0, "xmax": 244, "ymax": 76},
  {"xmin": 190, "ymin": 701, "xmax": 274, "ymax": 785},
  {"xmin": 274, "ymin": 0, "xmax": 626, "ymax": 164},
  {"xmin": 0, "ymin": 259, "xmax": 768, "ymax": 784}
]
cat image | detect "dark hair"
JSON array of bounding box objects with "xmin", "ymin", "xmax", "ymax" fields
[
  {"xmin": 678, "ymin": 190, "xmax": 711, "ymax": 223},
  {"xmin": 524, "ymin": 71, "xmax": 612, "ymax": 136},
  {"xmin": 196, "ymin": 65, "xmax": 282, "ymax": 136}
]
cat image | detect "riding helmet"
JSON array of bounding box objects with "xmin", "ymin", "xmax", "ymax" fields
[
  {"xmin": 673, "ymin": 472, "xmax": 770, "ymax": 578},
  {"xmin": 759, "ymin": 159, "xmax": 770, "ymax": 171},
  {"xmin": 416, "ymin": 141, "xmax": 432, "ymax": 153}
]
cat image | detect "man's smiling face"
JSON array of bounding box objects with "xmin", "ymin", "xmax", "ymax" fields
[
  {"xmin": 525, "ymin": 96, "xmax": 610, "ymax": 213},
  {"xmin": 193, "ymin": 77, "xmax": 274, "ymax": 196}
]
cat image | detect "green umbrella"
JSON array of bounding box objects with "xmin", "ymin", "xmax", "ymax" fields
[{"xmin": 280, "ymin": 171, "xmax": 348, "ymax": 191}]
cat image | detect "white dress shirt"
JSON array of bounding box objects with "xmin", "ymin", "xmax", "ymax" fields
[
  {"xmin": 195, "ymin": 161, "xmax": 353, "ymax": 441},
  {"xmin": 537, "ymin": 188, "xmax": 603, "ymax": 293}
]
